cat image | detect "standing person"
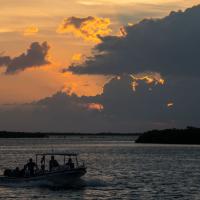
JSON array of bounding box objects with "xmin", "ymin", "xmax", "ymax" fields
[
  {"xmin": 49, "ymin": 156, "xmax": 59, "ymax": 171},
  {"xmin": 25, "ymin": 158, "xmax": 37, "ymax": 176},
  {"xmin": 67, "ymin": 157, "xmax": 74, "ymax": 169},
  {"xmin": 41, "ymin": 156, "xmax": 45, "ymax": 172}
]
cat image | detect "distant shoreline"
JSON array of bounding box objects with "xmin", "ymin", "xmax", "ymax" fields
[
  {"xmin": 1, "ymin": 127, "xmax": 200, "ymax": 143},
  {"xmin": 0, "ymin": 131, "xmax": 141, "ymax": 138}
]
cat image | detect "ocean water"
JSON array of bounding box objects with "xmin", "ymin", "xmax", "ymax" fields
[{"xmin": 0, "ymin": 136, "xmax": 200, "ymax": 199}]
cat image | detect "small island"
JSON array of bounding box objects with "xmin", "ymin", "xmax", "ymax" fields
[{"xmin": 135, "ymin": 127, "xmax": 200, "ymax": 144}]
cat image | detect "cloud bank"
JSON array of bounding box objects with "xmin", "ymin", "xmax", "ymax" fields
[
  {"xmin": 68, "ymin": 5, "xmax": 200, "ymax": 77},
  {"xmin": 0, "ymin": 42, "xmax": 50, "ymax": 74},
  {"xmin": 0, "ymin": 75, "xmax": 199, "ymax": 132}
]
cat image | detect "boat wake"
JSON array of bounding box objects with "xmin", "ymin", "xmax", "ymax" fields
[
  {"xmin": 84, "ymin": 178, "xmax": 109, "ymax": 188},
  {"xmin": 0, "ymin": 177, "xmax": 110, "ymax": 190},
  {"xmin": 0, "ymin": 179, "xmax": 54, "ymax": 188}
]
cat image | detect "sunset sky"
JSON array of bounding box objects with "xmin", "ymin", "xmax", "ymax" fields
[{"xmin": 0, "ymin": 0, "xmax": 200, "ymax": 132}]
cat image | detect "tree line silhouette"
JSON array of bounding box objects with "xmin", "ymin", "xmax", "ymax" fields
[{"xmin": 136, "ymin": 127, "xmax": 200, "ymax": 144}]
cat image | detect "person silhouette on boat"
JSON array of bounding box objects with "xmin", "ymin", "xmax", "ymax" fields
[
  {"xmin": 66, "ymin": 157, "xmax": 74, "ymax": 169},
  {"xmin": 24, "ymin": 158, "xmax": 37, "ymax": 176},
  {"xmin": 40, "ymin": 156, "xmax": 45, "ymax": 172},
  {"xmin": 12, "ymin": 167, "xmax": 21, "ymax": 177},
  {"xmin": 49, "ymin": 156, "xmax": 59, "ymax": 171}
]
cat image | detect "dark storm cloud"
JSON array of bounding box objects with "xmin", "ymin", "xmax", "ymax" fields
[
  {"xmin": 68, "ymin": 5, "xmax": 200, "ymax": 77},
  {"xmin": 0, "ymin": 75, "xmax": 199, "ymax": 132},
  {"xmin": 0, "ymin": 92, "xmax": 108, "ymax": 133},
  {"xmin": 0, "ymin": 42, "xmax": 50, "ymax": 74},
  {"xmin": 97, "ymin": 75, "xmax": 200, "ymax": 122},
  {"xmin": 0, "ymin": 56, "xmax": 11, "ymax": 67}
]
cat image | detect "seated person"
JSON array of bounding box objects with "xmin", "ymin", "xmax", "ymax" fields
[
  {"xmin": 24, "ymin": 158, "xmax": 37, "ymax": 176},
  {"xmin": 4, "ymin": 169, "xmax": 12, "ymax": 177},
  {"xmin": 14, "ymin": 167, "xmax": 21, "ymax": 177},
  {"xmin": 49, "ymin": 156, "xmax": 59, "ymax": 171},
  {"xmin": 41, "ymin": 164, "xmax": 45, "ymax": 172},
  {"xmin": 20, "ymin": 167, "xmax": 25, "ymax": 177}
]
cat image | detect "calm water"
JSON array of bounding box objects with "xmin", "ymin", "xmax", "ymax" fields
[{"xmin": 0, "ymin": 136, "xmax": 200, "ymax": 199}]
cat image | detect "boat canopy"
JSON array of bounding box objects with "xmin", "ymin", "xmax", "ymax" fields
[
  {"xmin": 35, "ymin": 152, "xmax": 81, "ymax": 168},
  {"xmin": 36, "ymin": 153, "xmax": 78, "ymax": 157}
]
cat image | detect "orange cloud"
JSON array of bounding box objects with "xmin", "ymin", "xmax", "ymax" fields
[
  {"xmin": 167, "ymin": 102, "xmax": 174, "ymax": 108},
  {"xmin": 118, "ymin": 27, "xmax": 127, "ymax": 37},
  {"xmin": 86, "ymin": 103, "xmax": 104, "ymax": 111},
  {"xmin": 57, "ymin": 16, "xmax": 111, "ymax": 43},
  {"xmin": 24, "ymin": 25, "xmax": 39, "ymax": 36},
  {"xmin": 72, "ymin": 53, "xmax": 84, "ymax": 62},
  {"xmin": 130, "ymin": 72, "xmax": 165, "ymax": 91}
]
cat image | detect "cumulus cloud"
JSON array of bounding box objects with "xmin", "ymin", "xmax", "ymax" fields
[
  {"xmin": 0, "ymin": 42, "xmax": 50, "ymax": 74},
  {"xmin": 68, "ymin": 5, "xmax": 200, "ymax": 76},
  {"xmin": 57, "ymin": 16, "xmax": 111, "ymax": 43}
]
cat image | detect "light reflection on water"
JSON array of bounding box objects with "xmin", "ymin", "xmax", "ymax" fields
[{"xmin": 0, "ymin": 137, "xmax": 200, "ymax": 199}]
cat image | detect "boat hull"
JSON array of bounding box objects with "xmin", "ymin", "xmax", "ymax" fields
[{"xmin": 0, "ymin": 168, "xmax": 86, "ymax": 186}]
